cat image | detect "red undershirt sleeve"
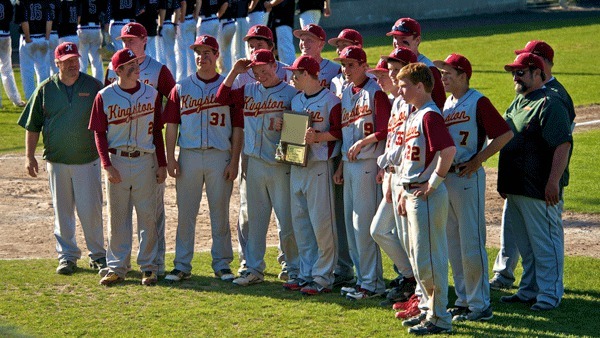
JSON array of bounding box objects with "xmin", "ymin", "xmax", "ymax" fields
[
  {"xmin": 216, "ymin": 83, "xmax": 245, "ymax": 107},
  {"xmin": 162, "ymin": 86, "xmax": 182, "ymax": 125},
  {"xmin": 157, "ymin": 66, "xmax": 176, "ymax": 97},
  {"xmin": 373, "ymin": 90, "xmax": 391, "ymax": 141},
  {"xmin": 88, "ymin": 94, "xmax": 112, "ymax": 168},
  {"xmin": 152, "ymin": 95, "xmax": 167, "ymax": 167},
  {"xmin": 328, "ymin": 102, "xmax": 342, "ymax": 140},
  {"xmin": 476, "ymin": 96, "xmax": 511, "ymax": 139},
  {"xmin": 423, "ymin": 111, "xmax": 455, "ymax": 152},
  {"xmin": 430, "ymin": 66, "xmax": 446, "ymax": 110}
]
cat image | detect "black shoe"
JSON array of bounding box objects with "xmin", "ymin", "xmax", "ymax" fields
[
  {"xmin": 389, "ymin": 274, "xmax": 404, "ymax": 288},
  {"xmin": 500, "ymin": 294, "xmax": 536, "ymax": 305},
  {"xmin": 89, "ymin": 257, "xmax": 107, "ymax": 270},
  {"xmin": 408, "ymin": 321, "xmax": 451, "ymax": 335},
  {"xmin": 56, "ymin": 260, "xmax": 76, "ymax": 275},
  {"xmin": 387, "ymin": 277, "xmax": 417, "ymax": 302},
  {"xmin": 447, "ymin": 306, "xmax": 469, "ymax": 318},
  {"xmin": 333, "ymin": 274, "xmax": 356, "ymax": 288},
  {"xmin": 530, "ymin": 302, "xmax": 556, "ymax": 311}
]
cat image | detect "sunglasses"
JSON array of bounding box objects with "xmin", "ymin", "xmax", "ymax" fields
[
  {"xmin": 511, "ymin": 69, "xmax": 528, "ymax": 77},
  {"xmin": 392, "ymin": 25, "xmax": 413, "ymax": 34}
]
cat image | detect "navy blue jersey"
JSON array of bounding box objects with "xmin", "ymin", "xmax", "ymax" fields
[
  {"xmin": 57, "ymin": 0, "xmax": 80, "ymax": 37},
  {"xmin": 15, "ymin": 0, "xmax": 52, "ymax": 35},
  {"xmin": 80, "ymin": 0, "xmax": 107, "ymax": 25},
  {"xmin": 0, "ymin": 0, "xmax": 14, "ymax": 32}
]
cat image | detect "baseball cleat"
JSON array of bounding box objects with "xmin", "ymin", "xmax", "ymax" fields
[
  {"xmin": 141, "ymin": 271, "xmax": 158, "ymax": 286},
  {"xmin": 402, "ymin": 312, "xmax": 426, "ymax": 327},
  {"xmin": 407, "ymin": 321, "xmax": 451, "ymax": 335},
  {"xmin": 453, "ymin": 306, "xmax": 493, "ymax": 321},
  {"xmin": 340, "ymin": 285, "xmax": 359, "ymax": 296},
  {"xmin": 447, "ymin": 306, "xmax": 469, "ymax": 318},
  {"xmin": 500, "ymin": 294, "xmax": 536, "ymax": 305},
  {"xmin": 301, "ymin": 282, "xmax": 332, "ymax": 295},
  {"xmin": 56, "ymin": 260, "xmax": 77, "ymax": 275},
  {"xmin": 345, "ymin": 289, "xmax": 384, "ymax": 301},
  {"xmin": 333, "ymin": 274, "xmax": 356, "ymax": 288},
  {"xmin": 283, "ymin": 278, "xmax": 307, "ymax": 291},
  {"xmin": 89, "ymin": 257, "xmax": 107, "ymax": 270},
  {"xmin": 215, "ymin": 269, "xmax": 235, "ymax": 281},
  {"xmin": 165, "ymin": 269, "xmax": 192, "ymax": 282},
  {"xmin": 232, "ymin": 272, "xmax": 263, "ymax": 286},
  {"xmin": 489, "ymin": 277, "xmax": 513, "ymax": 290},
  {"xmin": 99, "ymin": 272, "xmax": 124, "ymax": 286}
]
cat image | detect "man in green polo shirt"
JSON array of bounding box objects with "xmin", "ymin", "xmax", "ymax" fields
[
  {"xmin": 497, "ymin": 52, "xmax": 572, "ymax": 311},
  {"xmin": 18, "ymin": 42, "xmax": 106, "ymax": 275}
]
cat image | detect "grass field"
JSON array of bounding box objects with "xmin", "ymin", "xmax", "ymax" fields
[{"xmin": 1, "ymin": 248, "xmax": 599, "ymax": 337}]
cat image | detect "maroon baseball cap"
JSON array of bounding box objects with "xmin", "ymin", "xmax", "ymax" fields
[
  {"xmin": 367, "ymin": 58, "xmax": 389, "ymax": 74},
  {"xmin": 433, "ymin": 53, "xmax": 473, "ymax": 79},
  {"xmin": 504, "ymin": 52, "xmax": 545, "ymax": 72},
  {"xmin": 190, "ymin": 35, "xmax": 219, "ymax": 51},
  {"xmin": 386, "ymin": 18, "xmax": 421, "ymax": 37},
  {"xmin": 328, "ymin": 29, "xmax": 363, "ymax": 47},
  {"xmin": 515, "ymin": 40, "xmax": 554, "ymax": 63},
  {"xmin": 244, "ymin": 25, "xmax": 273, "ymax": 42},
  {"xmin": 284, "ymin": 55, "xmax": 320, "ymax": 76},
  {"xmin": 334, "ymin": 46, "xmax": 367, "ymax": 64},
  {"xmin": 249, "ymin": 49, "xmax": 276, "ymax": 66},
  {"xmin": 54, "ymin": 42, "xmax": 80, "ymax": 61},
  {"xmin": 111, "ymin": 48, "xmax": 140, "ymax": 69},
  {"xmin": 381, "ymin": 47, "xmax": 417, "ymax": 65},
  {"xmin": 117, "ymin": 22, "xmax": 147, "ymax": 40},
  {"xmin": 293, "ymin": 24, "xmax": 326, "ymax": 41}
]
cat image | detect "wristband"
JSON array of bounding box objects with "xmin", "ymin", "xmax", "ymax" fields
[{"xmin": 428, "ymin": 171, "xmax": 445, "ymax": 190}]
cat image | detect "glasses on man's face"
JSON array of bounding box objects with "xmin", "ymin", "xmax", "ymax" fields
[{"xmin": 511, "ymin": 69, "xmax": 527, "ymax": 77}]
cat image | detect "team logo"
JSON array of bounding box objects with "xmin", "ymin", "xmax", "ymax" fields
[
  {"xmin": 306, "ymin": 24, "xmax": 316, "ymax": 32},
  {"xmin": 252, "ymin": 26, "xmax": 261, "ymax": 34},
  {"xmin": 343, "ymin": 48, "xmax": 354, "ymax": 58},
  {"xmin": 201, "ymin": 36, "xmax": 208, "ymax": 43},
  {"xmin": 65, "ymin": 43, "xmax": 73, "ymax": 51},
  {"xmin": 125, "ymin": 25, "xmax": 132, "ymax": 33},
  {"xmin": 127, "ymin": 50, "xmax": 135, "ymax": 58}
]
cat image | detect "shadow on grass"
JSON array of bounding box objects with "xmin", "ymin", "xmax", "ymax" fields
[{"xmin": 0, "ymin": 323, "xmax": 32, "ymax": 338}]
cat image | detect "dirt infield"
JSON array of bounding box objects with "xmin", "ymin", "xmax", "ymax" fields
[{"xmin": 1, "ymin": 106, "xmax": 598, "ymax": 261}]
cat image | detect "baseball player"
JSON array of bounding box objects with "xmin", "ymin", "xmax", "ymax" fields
[
  {"xmin": 232, "ymin": 0, "xmax": 250, "ymax": 63},
  {"xmin": 157, "ymin": 0, "xmax": 182, "ymax": 76},
  {"xmin": 325, "ymin": 28, "xmax": 363, "ymax": 287},
  {"xmin": 0, "ymin": 0, "xmax": 26, "ymax": 107},
  {"xmin": 15, "ymin": 0, "xmax": 52, "ymax": 99},
  {"xmin": 78, "ymin": 0, "xmax": 108, "ymax": 82},
  {"xmin": 368, "ymin": 48, "xmax": 418, "ymax": 308},
  {"xmin": 104, "ymin": 23, "xmax": 176, "ymax": 277},
  {"xmin": 498, "ymin": 53, "xmax": 571, "ymax": 311},
  {"xmin": 137, "ymin": 0, "xmax": 161, "ymax": 60},
  {"xmin": 293, "ymin": 24, "xmax": 341, "ymax": 90},
  {"xmin": 386, "ymin": 17, "xmax": 446, "ymax": 110},
  {"xmin": 18, "ymin": 42, "xmax": 106, "ymax": 275},
  {"xmin": 163, "ymin": 34, "xmax": 242, "ymax": 282},
  {"xmin": 395, "ymin": 62, "xmax": 455, "ymax": 335},
  {"xmin": 56, "ymin": 0, "xmax": 80, "ymax": 45},
  {"xmin": 196, "ymin": 0, "xmax": 225, "ymax": 38},
  {"xmin": 265, "ymin": 0, "xmax": 296, "ymax": 66},
  {"xmin": 281, "ymin": 55, "xmax": 342, "ymax": 294},
  {"xmin": 247, "ymin": 0, "xmax": 267, "ymax": 28},
  {"xmin": 297, "ymin": 0, "xmax": 330, "ymax": 28},
  {"xmin": 47, "ymin": 0, "xmax": 59, "ymax": 76},
  {"xmin": 232, "ymin": 24, "xmax": 291, "ymax": 279},
  {"xmin": 216, "ymin": 0, "xmax": 236, "ymax": 74},
  {"xmin": 90, "ymin": 48, "xmax": 167, "ymax": 286},
  {"xmin": 215, "ymin": 49, "xmax": 299, "ymax": 286},
  {"xmin": 107, "ymin": 0, "xmax": 140, "ymax": 50},
  {"xmin": 433, "ymin": 53, "xmax": 513, "ymax": 321},
  {"xmin": 332, "ymin": 46, "xmax": 390, "ymax": 300},
  {"xmin": 174, "ymin": 0, "xmax": 201, "ymax": 81},
  {"xmin": 490, "ymin": 40, "xmax": 576, "ymax": 291}
]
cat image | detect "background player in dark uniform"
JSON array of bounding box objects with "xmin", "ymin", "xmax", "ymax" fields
[{"xmin": 78, "ymin": 0, "xmax": 108, "ymax": 81}]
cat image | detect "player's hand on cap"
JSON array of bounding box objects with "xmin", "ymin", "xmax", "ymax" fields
[
  {"xmin": 167, "ymin": 160, "xmax": 181, "ymax": 178},
  {"xmin": 156, "ymin": 167, "xmax": 167, "ymax": 184},
  {"xmin": 545, "ymin": 180, "xmax": 560, "ymax": 206},
  {"xmin": 223, "ymin": 161, "xmax": 239, "ymax": 181},
  {"xmin": 305, "ymin": 127, "xmax": 318, "ymax": 144},
  {"xmin": 105, "ymin": 166, "xmax": 122, "ymax": 184},
  {"xmin": 333, "ymin": 162, "xmax": 344, "ymax": 185},
  {"xmin": 25, "ymin": 156, "xmax": 38, "ymax": 177},
  {"xmin": 232, "ymin": 59, "xmax": 252, "ymax": 74}
]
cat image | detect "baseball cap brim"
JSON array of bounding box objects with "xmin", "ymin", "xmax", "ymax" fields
[
  {"xmin": 116, "ymin": 34, "xmax": 144, "ymax": 40},
  {"xmin": 381, "ymin": 56, "xmax": 407, "ymax": 64},
  {"xmin": 385, "ymin": 31, "xmax": 413, "ymax": 37},
  {"xmin": 327, "ymin": 37, "xmax": 353, "ymax": 47},
  {"xmin": 248, "ymin": 60, "xmax": 269, "ymax": 67},
  {"xmin": 189, "ymin": 43, "xmax": 218, "ymax": 51},
  {"xmin": 432, "ymin": 60, "xmax": 452, "ymax": 69},
  {"xmin": 504, "ymin": 63, "xmax": 528, "ymax": 72},
  {"xmin": 243, "ymin": 35, "xmax": 271, "ymax": 41},
  {"xmin": 293, "ymin": 30, "xmax": 319, "ymax": 40},
  {"xmin": 56, "ymin": 53, "xmax": 81, "ymax": 61}
]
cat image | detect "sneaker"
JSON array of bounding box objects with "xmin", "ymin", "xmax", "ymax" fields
[
  {"xmin": 89, "ymin": 257, "xmax": 107, "ymax": 270},
  {"xmin": 232, "ymin": 272, "xmax": 263, "ymax": 286},
  {"xmin": 530, "ymin": 302, "xmax": 555, "ymax": 311},
  {"xmin": 396, "ymin": 305, "xmax": 421, "ymax": 319},
  {"xmin": 283, "ymin": 278, "xmax": 307, "ymax": 291},
  {"xmin": 215, "ymin": 269, "xmax": 235, "ymax": 281},
  {"xmin": 14, "ymin": 101, "xmax": 27, "ymax": 107},
  {"xmin": 393, "ymin": 294, "xmax": 419, "ymax": 311},
  {"xmin": 340, "ymin": 285, "xmax": 359, "ymax": 296},
  {"xmin": 387, "ymin": 277, "xmax": 417, "ymax": 302},
  {"xmin": 165, "ymin": 269, "xmax": 192, "ymax": 282},
  {"xmin": 402, "ymin": 312, "xmax": 426, "ymax": 327},
  {"xmin": 408, "ymin": 321, "xmax": 451, "ymax": 335},
  {"xmin": 447, "ymin": 306, "xmax": 469, "ymax": 318},
  {"xmin": 301, "ymin": 282, "xmax": 332, "ymax": 295},
  {"xmin": 454, "ymin": 306, "xmax": 493, "ymax": 321},
  {"xmin": 278, "ymin": 269, "xmax": 289, "ymax": 281},
  {"xmin": 489, "ymin": 276, "xmax": 513, "ymax": 290},
  {"xmin": 346, "ymin": 288, "xmax": 384, "ymax": 300},
  {"xmin": 389, "ymin": 274, "xmax": 404, "ymax": 288},
  {"xmin": 56, "ymin": 260, "xmax": 77, "ymax": 275},
  {"xmin": 333, "ymin": 274, "xmax": 356, "ymax": 288},
  {"xmin": 98, "ymin": 267, "xmax": 110, "ymax": 277},
  {"xmin": 141, "ymin": 271, "xmax": 157, "ymax": 286},
  {"xmin": 99, "ymin": 271, "xmax": 124, "ymax": 286},
  {"xmin": 500, "ymin": 294, "xmax": 536, "ymax": 305}
]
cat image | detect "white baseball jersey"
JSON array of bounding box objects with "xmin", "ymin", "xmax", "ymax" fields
[
  {"xmin": 377, "ymin": 96, "xmax": 412, "ymax": 169},
  {"xmin": 340, "ymin": 78, "xmax": 385, "ymax": 161},
  {"xmin": 238, "ymin": 81, "xmax": 298, "ymax": 163},
  {"xmin": 290, "ymin": 88, "xmax": 342, "ymax": 161},
  {"xmin": 165, "ymin": 74, "xmax": 239, "ymax": 151},
  {"xmin": 105, "ymin": 56, "xmax": 163, "ymax": 89},
  {"xmin": 399, "ymin": 101, "xmax": 454, "ymax": 183},
  {"xmin": 318, "ymin": 58, "xmax": 341, "ymax": 90},
  {"xmin": 442, "ymin": 88, "xmax": 484, "ymax": 165},
  {"xmin": 232, "ymin": 61, "xmax": 291, "ymax": 89},
  {"xmin": 99, "ymin": 83, "xmax": 160, "ymax": 153}
]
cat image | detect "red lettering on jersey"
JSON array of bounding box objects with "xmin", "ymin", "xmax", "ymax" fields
[
  {"xmin": 404, "ymin": 126, "xmax": 421, "ymax": 142},
  {"xmin": 243, "ymin": 97, "xmax": 286, "ymax": 116},
  {"xmin": 341, "ymin": 105, "xmax": 373, "ymax": 127},
  {"xmin": 180, "ymin": 94, "xmax": 223, "ymax": 115},
  {"xmin": 444, "ymin": 110, "xmax": 470, "ymax": 127},
  {"xmin": 308, "ymin": 110, "xmax": 325, "ymax": 123},
  {"xmin": 107, "ymin": 102, "xmax": 155, "ymax": 124}
]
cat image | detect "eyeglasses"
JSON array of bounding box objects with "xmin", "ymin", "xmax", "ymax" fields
[{"xmin": 511, "ymin": 69, "xmax": 527, "ymax": 77}]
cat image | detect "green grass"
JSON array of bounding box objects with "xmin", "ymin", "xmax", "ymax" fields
[{"xmin": 1, "ymin": 248, "xmax": 599, "ymax": 337}]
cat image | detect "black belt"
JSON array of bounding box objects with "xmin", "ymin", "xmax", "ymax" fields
[
  {"xmin": 403, "ymin": 182, "xmax": 426, "ymax": 190},
  {"xmin": 385, "ymin": 166, "xmax": 396, "ymax": 174},
  {"xmin": 202, "ymin": 16, "xmax": 218, "ymax": 22},
  {"xmin": 109, "ymin": 148, "xmax": 144, "ymax": 158},
  {"xmin": 448, "ymin": 164, "xmax": 461, "ymax": 174}
]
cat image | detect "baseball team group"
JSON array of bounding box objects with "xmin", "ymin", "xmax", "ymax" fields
[{"xmin": 12, "ymin": 0, "xmax": 573, "ymax": 335}]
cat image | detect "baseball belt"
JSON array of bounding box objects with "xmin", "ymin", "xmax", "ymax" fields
[
  {"xmin": 448, "ymin": 164, "xmax": 461, "ymax": 174},
  {"xmin": 403, "ymin": 182, "xmax": 426, "ymax": 190},
  {"xmin": 109, "ymin": 148, "xmax": 145, "ymax": 158},
  {"xmin": 385, "ymin": 166, "xmax": 396, "ymax": 173}
]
